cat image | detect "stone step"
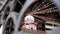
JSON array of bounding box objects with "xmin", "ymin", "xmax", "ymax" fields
[{"xmin": 21, "ymin": 29, "xmax": 46, "ymax": 34}]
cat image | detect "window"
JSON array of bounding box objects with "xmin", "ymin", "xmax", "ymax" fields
[
  {"xmin": 13, "ymin": 1, "xmax": 22, "ymax": 13},
  {"xmin": 19, "ymin": 0, "xmax": 26, "ymax": 5}
]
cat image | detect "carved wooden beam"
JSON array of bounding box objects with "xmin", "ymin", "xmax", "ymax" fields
[{"xmin": 33, "ymin": 15, "xmax": 60, "ymax": 23}]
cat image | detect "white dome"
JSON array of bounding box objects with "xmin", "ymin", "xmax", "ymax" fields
[{"xmin": 24, "ymin": 15, "xmax": 34, "ymax": 24}]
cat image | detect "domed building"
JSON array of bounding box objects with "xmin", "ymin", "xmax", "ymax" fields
[{"xmin": 0, "ymin": 0, "xmax": 60, "ymax": 34}]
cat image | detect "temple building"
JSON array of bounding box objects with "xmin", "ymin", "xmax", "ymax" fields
[{"xmin": 0, "ymin": 0, "xmax": 60, "ymax": 34}]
